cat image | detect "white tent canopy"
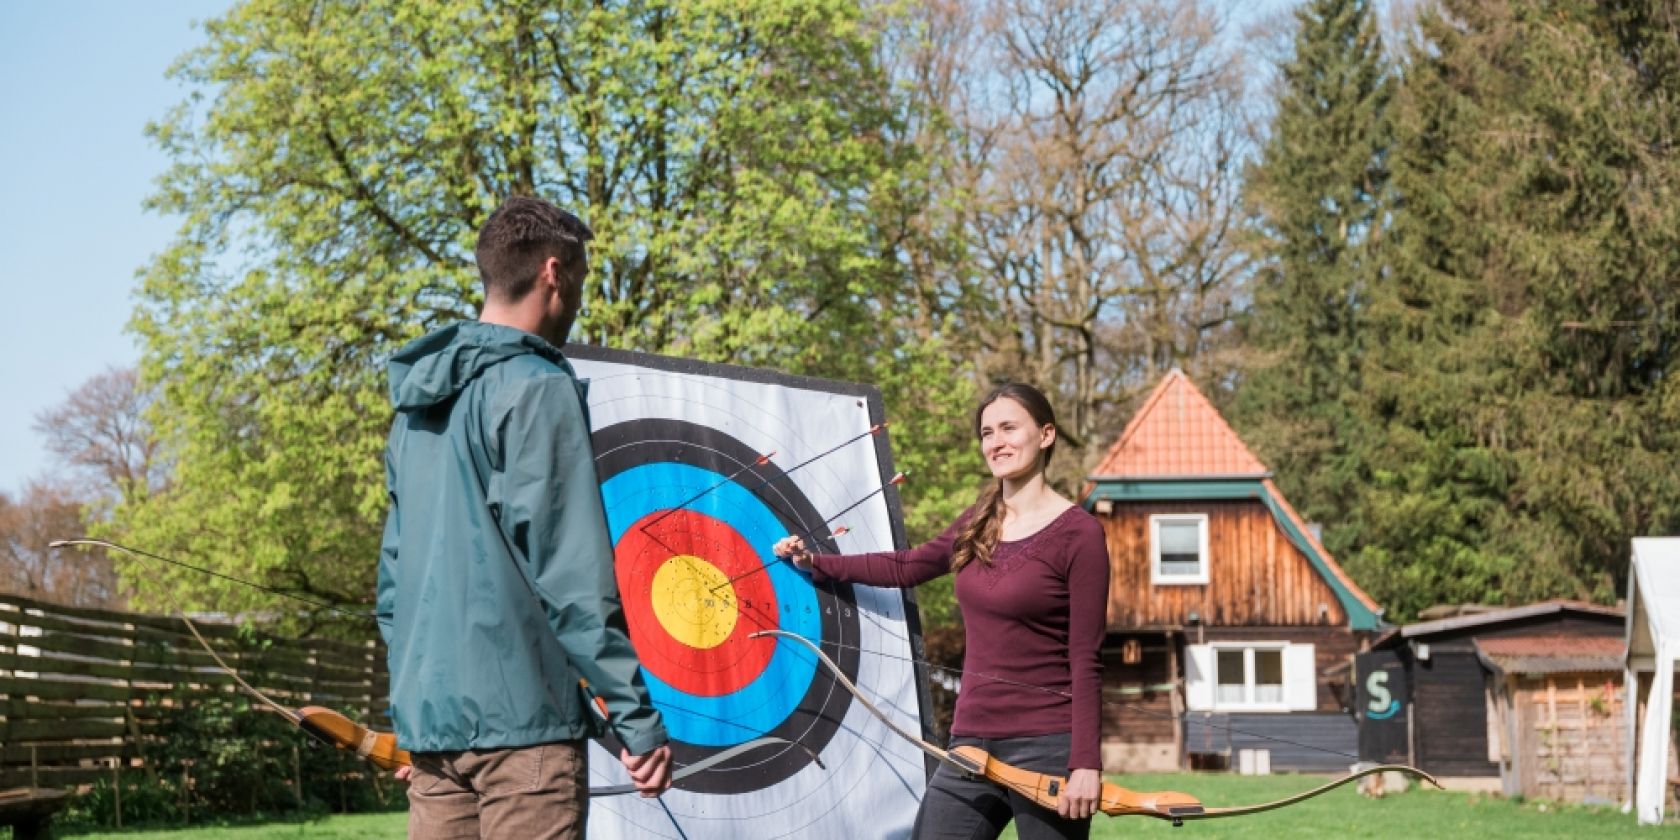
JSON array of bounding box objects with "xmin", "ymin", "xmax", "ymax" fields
[{"xmin": 1627, "ymin": 538, "xmax": 1680, "ymax": 824}]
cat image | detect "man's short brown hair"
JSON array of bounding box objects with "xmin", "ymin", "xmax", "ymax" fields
[{"xmin": 474, "ymin": 197, "xmax": 594, "ymax": 302}]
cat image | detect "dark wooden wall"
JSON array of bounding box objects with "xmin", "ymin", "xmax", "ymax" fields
[
  {"xmin": 1100, "ymin": 637, "xmax": 1176, "ymax": 744},
  {"xmin": 1100, "ymin": 500, "xmax": 1348, "ymax": 628},
  {"xmin": 1414, "ymin": 650, "xmax": 1497, "ymax": 777}
]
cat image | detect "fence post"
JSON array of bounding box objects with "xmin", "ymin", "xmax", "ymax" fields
[
  {"xmin": 29, "ymin": 745, "xmax": 37, "ymax": 789},
  {"xmin": 364, "ymin": 637, "xmax": 378, "ymax": 726},
  {"xmin": 111, "ymin": 758, "xmax": 122, "ymax": 829},
  {"xmin": 293, "ymin": 743, "xmax": 303, "ymax": 808}
]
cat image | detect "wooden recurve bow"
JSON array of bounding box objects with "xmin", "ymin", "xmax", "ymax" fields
[
  {"xmin": 757, "ymin": 629, "xmax": 1439, "ymax": 826},
  {"xmin": 185, "ymin": 617, "xmax": 822, "ymax": 795}
]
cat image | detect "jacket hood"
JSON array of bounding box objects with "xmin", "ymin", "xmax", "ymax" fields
[{"xmin": 387, "ymin": 322, "xmax": 566, "ymax": 410}]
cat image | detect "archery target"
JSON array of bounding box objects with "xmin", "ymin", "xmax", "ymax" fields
[
  {"xmin": 593, "ymin": 418, "xmax": 859, "ymax": 793},
  {"xmin": 567, "ymin": 347, "xmax": 931, "ymax": 840}
]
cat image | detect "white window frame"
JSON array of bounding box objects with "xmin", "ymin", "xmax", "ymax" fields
[
  {"xmin": 1149, "ymin": 513, "xmax": 1209, "ymax": 585},
  {"xmin": 1185, "ymin": 642, "xmax": 1317, "ymax": 712},
  {"xmin": 1209, "ymin": 643, "xmax": 1289, "ymax": 711}
]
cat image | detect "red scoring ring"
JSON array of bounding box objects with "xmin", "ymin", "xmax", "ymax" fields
[{"xmin": 615, "ymin": 509, "xmax": 779, "ymax": 697}]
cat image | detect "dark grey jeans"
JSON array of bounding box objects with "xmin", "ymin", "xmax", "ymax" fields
[{"xmin": 912, "ymin": 733, "xmax": 1092, "ymax": 840}]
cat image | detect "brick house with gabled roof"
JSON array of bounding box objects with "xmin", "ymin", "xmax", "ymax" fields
[{"xmin": 1082, "ymin": 369, "xmax": 1385, "ymax": 773}]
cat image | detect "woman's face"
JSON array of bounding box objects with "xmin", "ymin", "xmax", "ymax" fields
[{"xmin": 978, "ymin": 397, "xmax": 1054, "ymax": 482}]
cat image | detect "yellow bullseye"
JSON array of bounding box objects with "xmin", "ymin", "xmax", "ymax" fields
[{"xmin": 650, "ymin": 555, "xmax": 739, "ymax": 649}]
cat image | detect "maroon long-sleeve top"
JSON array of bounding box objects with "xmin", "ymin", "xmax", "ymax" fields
[{"xmin": 809, "ymin": 505, "xmax": 1110, "ymax": 770}]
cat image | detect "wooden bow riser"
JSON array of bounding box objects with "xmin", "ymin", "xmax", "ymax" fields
[
  {"xmin": 295, "ymin": 706, "xmax": 412, "ymax": 771},
  {"xmin": 948, "ymin": 745, "xmax": 1206, "ymax": 821}
]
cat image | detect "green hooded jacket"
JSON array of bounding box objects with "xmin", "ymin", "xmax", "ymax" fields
[{"xmin": 376, "ymin": 321, "xmax": 666, "ymax": 755}]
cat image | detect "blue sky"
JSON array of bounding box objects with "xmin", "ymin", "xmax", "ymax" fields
[{"xmin": 0, "ymin": 1, "xmax": 228, "ymax": 495}]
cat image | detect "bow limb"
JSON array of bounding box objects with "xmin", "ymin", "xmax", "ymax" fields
[
  {"xmin": 181, "ymin": 616, "xmax": 295, "ymax": 719},
  {"xmin": 751, "ymin": 630, "xmax": 986, "ymax": 779},
  {"xmin": 1180, "ymin": 764, "xmax": 1441, "ymax": 821},
  {"xmin": 753, "ymin": 631, "xmax": 1443, "ymax": 824},
  {"xmin": 200, "ymin": 618, "xmax": 814, "ymax": 791},
  {"xmin": 948, "ymin": 747, "xmax": 1438, "ymax": 824},
  {"xmin": 589, "ymin": 737, "xmax": 824, "ymax": 797}
]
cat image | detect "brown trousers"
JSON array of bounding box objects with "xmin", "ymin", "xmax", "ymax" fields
[{"xmin": 408, "ymin": 741, "xmax": 588, "ymax": 840}]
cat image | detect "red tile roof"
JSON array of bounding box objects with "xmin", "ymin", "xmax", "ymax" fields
[
  {"xmin": 1091, "ymin": 370, "xmax": 1269, "ymax": 478},
  {"xmin": 1089, "ymin": 369, "xmax": 1381, "ymax": 616}
]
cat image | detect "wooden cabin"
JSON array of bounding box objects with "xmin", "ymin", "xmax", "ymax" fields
[
  {"xmin": 1083, "ymin": 371, "xmax": 1384, "ymax": 773},
  {"xmin": 1363, "ymin": 600, "xmax": 1627, "ymax": 797}
]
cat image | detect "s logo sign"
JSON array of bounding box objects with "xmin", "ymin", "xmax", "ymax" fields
[{"xmin": 1366, "ymin": 671, "xmax": 1400, "ymax": 720}]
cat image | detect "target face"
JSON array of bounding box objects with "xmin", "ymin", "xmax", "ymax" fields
[
  {"xmin": 567, "ymin": 346, "xmax": 929, "ymax": 839},
  {"xmin": 593, "ymin": 418, "xmax": 859, "ymax": 794}
]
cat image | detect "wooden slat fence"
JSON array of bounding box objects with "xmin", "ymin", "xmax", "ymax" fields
[
  {"xmin": 1517, "ymin": 672, "xmax": 1627, "ymax": 803},
  {"xmin": 0, "ymin": 592, "xmax": 390, "ymax": 790}
]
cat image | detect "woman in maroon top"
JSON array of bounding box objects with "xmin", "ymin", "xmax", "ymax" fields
[{"xmin": 775, "ymin": 383, "xmax": 1109, "ymax": 840}]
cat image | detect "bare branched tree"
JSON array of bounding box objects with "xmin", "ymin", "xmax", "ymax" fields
[
  {"xmin": 0, "ymin": 481, "xmax": 124, "ymax": 608},
  {"xmin": 32, "ymin": 366, "xmax": 161, "ymax": 507},
  {"xmin": 872, "ymin": 0, "xmax": 993, "ymax": 335},
  {"xmin": 933, "ymin": 0, "xmax": 1257, "ymax": 480}
]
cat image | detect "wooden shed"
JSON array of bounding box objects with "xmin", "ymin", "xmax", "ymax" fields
[
  {"xmin": 1480, "ymin": 634, "xmax": 1627, "ymax": 802},
  {"xmin": 1084, "ymin": 370, "xmax": 1384, "ymax": 773},
  {"xmin": 1365, "ymin": 601, "xmax": 1626, "ymax": 794}
]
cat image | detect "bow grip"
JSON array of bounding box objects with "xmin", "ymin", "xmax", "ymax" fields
[{"xmin": 296, "ymin": 706, "xmax": 412, "ymax": 770}]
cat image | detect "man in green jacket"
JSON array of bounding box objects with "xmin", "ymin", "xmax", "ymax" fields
[{"xmin": 377, "ymin": 196, "xmax": 671, "ymax": 839}]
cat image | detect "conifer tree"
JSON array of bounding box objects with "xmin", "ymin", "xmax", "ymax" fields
[
  {"xmin": 1234, "ymin": 0, "xmax": 1392, "ymax": 558},
  {"xmin": 1352, "ymin": 0, "xmax": 1680, "ymax": 619}
]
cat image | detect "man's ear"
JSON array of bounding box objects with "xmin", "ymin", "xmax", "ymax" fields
[{"xmin": 538, "ymin": 256, "xmax": 564, "ymax": 293}]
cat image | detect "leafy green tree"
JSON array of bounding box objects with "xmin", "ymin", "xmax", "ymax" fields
[
  {"xmin": 1233, "ymin": 0, "xmax": 1392, "ymax": 560},
  {"xmin": 119, "ymin": 0, "xmax": 973, "ymax": 622},
  {"xmin": 1351, "ymin": 0, "xmax": 1680, "ymax": 619}
]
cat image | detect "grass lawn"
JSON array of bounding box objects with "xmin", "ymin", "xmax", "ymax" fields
[
  {"xmin": 55, "ymin": 813, "xmax": 406, "ymax": 840},
  {"xmin": 1011, "ymin": 772, "xmax": 1680, "ymax": 839},
  {"xmin": 42, "ymin": 773, "xmax": 1680, "ymax": 838}
]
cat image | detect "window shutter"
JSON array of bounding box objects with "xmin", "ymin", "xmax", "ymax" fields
[
  {"xmin": 1283, "ymin": 644, "xmax": 1317, "ymax": 710},
  {"xmin": 1185, "ymin": 644, "xmax": 1215, "ymax": 711}
]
